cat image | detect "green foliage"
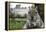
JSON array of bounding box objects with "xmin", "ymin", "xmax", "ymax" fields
[{"xmin": 9, "ymin": 19, "xmax": 26, "ymax": 30}]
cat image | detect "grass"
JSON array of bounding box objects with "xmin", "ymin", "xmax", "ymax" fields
[{"xmin": 8, "ymin": 18, "xmax": 26, "ymax": 30}]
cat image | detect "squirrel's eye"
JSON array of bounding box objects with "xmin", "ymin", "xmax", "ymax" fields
[{"xmin": 35, "ymin": 12, "xmax": 37, "ymax": 13}]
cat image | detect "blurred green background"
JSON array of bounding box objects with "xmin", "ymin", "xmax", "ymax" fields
[{"xmin": 35, "ymin": 4, "xmax": 44, "ymax": 22}]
